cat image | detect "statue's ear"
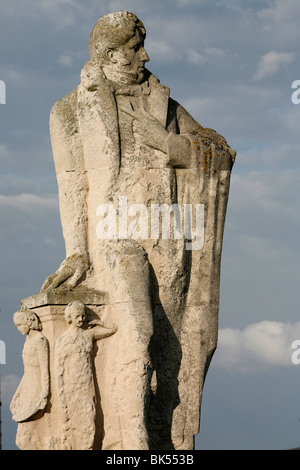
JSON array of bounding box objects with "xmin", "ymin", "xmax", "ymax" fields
[
  {"xmin": 106, "ymin": 48, "xmax": 130, "ymax": 67},
  {"xmin": 106, "ymin": 49, "xmax": 118, "ymax": 64}
]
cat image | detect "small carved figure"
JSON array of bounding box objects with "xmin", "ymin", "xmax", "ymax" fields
[
  {"xmin": 11, "ymin": 309, "xmax": 49, "ymax": 422},
  {"xmin": 10, "ymin": 309, "xmax": 50, "ymax": 449},
  {"xmin": 54, "ymin": 300, "xmax": 117, "ymax": 450}
]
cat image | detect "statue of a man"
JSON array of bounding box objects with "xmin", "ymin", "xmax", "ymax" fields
[{"xmin": 41, "ymin": 11, "xmax": 235, "ymax": 450}]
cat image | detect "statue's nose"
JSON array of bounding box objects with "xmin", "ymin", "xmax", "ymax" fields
[{"xmin": 141, "ymin": 47, "xmax": 150, "ymax": 63}]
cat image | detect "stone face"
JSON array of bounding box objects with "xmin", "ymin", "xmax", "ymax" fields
[{"xmin": 12, "ymin": 11, "xmax": 235, "ymax": 450}]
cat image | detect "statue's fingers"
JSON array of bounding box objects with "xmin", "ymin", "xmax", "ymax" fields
[
  {"xmin": 120, "ymin": 107, "xmax": 137, "ymax": 119},
  {"xmin": 63, "ymin": 267, "xmax": 84, "ymax": 289},
  {"xmin": 42, "ymin": 270, "xmax": 69, "ymax": 291},
  {"xmin": 41, "ymin": 274, "xmax": 55, "ymax": 291},
  {"xmin": 50, "ymin": 270, "xmax": 71, "ymax": 289}
]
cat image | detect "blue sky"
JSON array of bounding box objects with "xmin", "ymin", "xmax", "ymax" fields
[{"xmin": 1, "ymin": 0, "xmax": 300, "ymax": 450}]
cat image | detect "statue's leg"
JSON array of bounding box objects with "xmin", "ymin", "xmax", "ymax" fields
[
  {"xmin": 145, "ymin": 240, "xmax": 190, "ymax": 450},
  {"xmin": 63, "ymin": 394, "xmax": 96, "ymax": 450},
  {"xmin": 98, "ymin": 239, "xmax": 153, "ymax": 450}
]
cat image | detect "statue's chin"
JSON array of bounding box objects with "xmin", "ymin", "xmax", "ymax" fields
[
  {"xmin": 102, "ymin": 64, "xmax": 147, "ymax": 86},
  {"xmin": 121, "ymin": 69, "xmax": 145, "ymax": 85},
  {"xmin": 136, "ymin": 70, "xmax": 145, "ymax": 83}
]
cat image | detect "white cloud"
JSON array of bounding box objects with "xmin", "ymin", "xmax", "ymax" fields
[
  {"xmin": 187, "ymin": 48, "xmax": 207, "ymax": 65},
  {"xmin": 182, "ymin": 83, "xmax": 284, "ymax": 143},
  {"xmin": 213, "ymin": 321, "xmax": 300, "ymax": 372},
  {"xmin": 0, "ymin": 0, "xmax": 94, "ymax": 30},
  {"xmin": 236, "ymin": 143, "xmax": 300, "ymax": 170},
  {"xmin": 44, "ymin": 238, "xmax": 56, "ymax": 245},
  {"xmin": 186, "ymin": 46, "xmax": 228, "ymax": 66},
  {"xmin": 253, "ymin": 50, "xmax": 295, "ymax": 81},
  {"xmin": 205, "ymin": 46, "xmax": 226, "ymax": 59},
  {"xmin": 1, "ymin": 0, "xmax": 73, "ymax": 22},
  {"xmin": 0, "ymin": 145, "xmax": 9, "ymax": 158},
  {"xmin": 230, "ymin": 171, "xmax": 300, "ymax": 220},
  {"xmin": 58, "ymin": 54, "xmax": 73, "ymax": 67},
  {"xmin": 258, "ymin": 0, "xmax": 300, "ymax": 25},
  {"xmin": 146, "ymin": 39, "xmax": 180, "ymax": 64},
  {"xmin": 109, "ymin": 0, "xmax": 149, "ymax": 12},
  {"xmin": 36, "ymin": 0, "xmax": 82, "ymax": 29},
  {"xmin": 281, "ymin": 106, "xmax": 300, "ymax": 136},
  {"xmin": 256, "ymin": 0, "xmax": 300, "ymax": 48},
  {"xmin": 0, "ymin": 193, "xmax": 58, "ymax": 212},
  {"xmin": 177, "ymin": 0, "xmax": 202, "ymax": 6},
  {"xmin": 3, "ymin": 68, "xmax": 23, "ymax": 84}
]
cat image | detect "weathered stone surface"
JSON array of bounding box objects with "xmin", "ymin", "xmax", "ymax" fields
[
  {"xmin": 12, "ymin": 11, "xmax": 235, "ymax": 450},
  {"xmin": 11, "ymin": 297, "xmax": 116, "ymax": 449},
  {"xmin": 22, "ymin": 287, "xmax": 108, "ymax": 309}
]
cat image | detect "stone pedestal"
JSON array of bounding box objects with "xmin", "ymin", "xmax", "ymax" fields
[{"xmin": 17, "ymin": 287, "xmax": 153, "ymax": 450}]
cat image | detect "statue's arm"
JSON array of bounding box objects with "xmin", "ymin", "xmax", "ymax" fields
[
  {"xmin": 121, "ymin": 95, "xmax": 234, "ymax": 169},
  {"xmin": 87, "ymin": 319, "xmax": 117, "ymax": 341},
  {"xmin": 172, "ymin": 100, "xmax": 236, "ymax": 167},
  {"xmin": 120, "ymin": 98, "xmax": 193, "ymax": 168},
  {"xmin": 164, "ymin": 98, "xmax": 201, "ymax": 168},
  {"xmin": 41, "ymin": 91, "xmax": 89, "ymax": 291}
]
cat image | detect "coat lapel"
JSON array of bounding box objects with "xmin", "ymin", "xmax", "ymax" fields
[
  {"xmin": 78, "ymin": 60, "xmax": 121, "ymax": 172},
  {"xmin": 147, "ymin": 72, "xmax": 170, "ymax": 127}
]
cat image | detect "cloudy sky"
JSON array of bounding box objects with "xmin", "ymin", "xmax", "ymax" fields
[{"xmin": 1, "ymin": 0, "xmax": 300, "ymax": 450}]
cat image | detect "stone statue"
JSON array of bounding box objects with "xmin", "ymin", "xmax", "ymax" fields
[
  {"xmin": 12, "ymin": 11, "xmax": 235, "ymax": 450},
  {"xmin": 54, "ymin": 300, "xmax": 117, "ymax": 450},
  {"xmin": 10, "ymin": 309, "xmax": 50, "ymax": 449}
]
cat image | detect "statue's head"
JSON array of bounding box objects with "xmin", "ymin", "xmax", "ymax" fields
[
  {"xmin": 65, "ymin": 300, "xmax": 86, "ymax": 328},
  {"xmin": 13, "ymin": 309, "xmax": 42, "ymax": 335},
  {"xmin": 89, "ymin": 11, "xmax": 149, "ymax": 83}
]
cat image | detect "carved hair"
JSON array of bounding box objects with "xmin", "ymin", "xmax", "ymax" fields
[
  {"xmin": 13, "ymin": 309, "xmax": 42, "ymax": 331},
  {"xmin": 89, "ymin": 11, "xmax": 146, "ymax": 64},
  {"xmin": 64, "ymin": 300, "xmax": 86, "ymax": 324}
]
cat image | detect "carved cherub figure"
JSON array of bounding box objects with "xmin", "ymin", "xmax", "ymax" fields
[{"xmin": 54, "ymin": 300, "xmax": 117, "ymax": 450}]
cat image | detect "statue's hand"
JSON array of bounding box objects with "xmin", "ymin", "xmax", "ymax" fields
[
  {"xmin": 40, "ymin": 253, "xmax": 89, "ymax": 291},
  {"xmin": 87, "ymin": 318, "xmax": 117, "ymax": 332},
  {"xmin": 120, "ymin": 100, "xmax": 168, "ymax": 152},
  {"xmin": 199, "ymin": 128, "xmax": 236, "ymax": 163}
]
